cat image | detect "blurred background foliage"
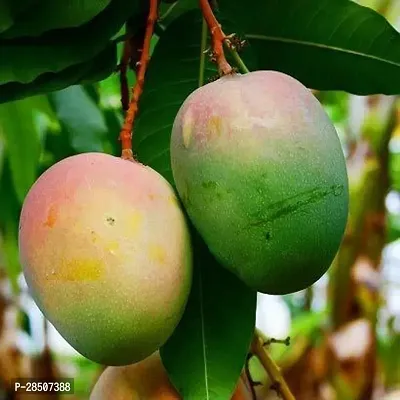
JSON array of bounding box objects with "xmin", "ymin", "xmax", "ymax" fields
[{"xmin": 0, "ymin": 0, "xmax": 400, "ymax": 399}]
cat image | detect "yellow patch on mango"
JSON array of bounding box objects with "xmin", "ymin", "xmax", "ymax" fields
[
  {"xmin": 44, "ymin": 205, "xmax": 58, "ymax": 228},
  {"xmin": 182, "ymin": 112, "xmax": 194, "ymax": 148},
  {"xmin": 167, "ymin": 194, "xmax": 178, "ymax": 206},
  {"xmin": 50, "ymin": 258, "xmax": 104, "ymax": 281},
  {"xmin": 148, "ymin": 244, "xmax": 167, "ymax": 265},
  {"xmin": 127, "ymin": 211, "xmax": 143, "ymax": 235},
  {"xmin": 207, "ymin": 116, "xmax": 226, "ymax": 140},
  {"xmin": 106, "ymin": 241, "xmax": 119, "ymax": 254}
]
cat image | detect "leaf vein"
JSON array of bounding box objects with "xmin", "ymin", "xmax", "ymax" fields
[{"xmin": 246, "ymin": 34, "xmax": 400, "ymax": 68}]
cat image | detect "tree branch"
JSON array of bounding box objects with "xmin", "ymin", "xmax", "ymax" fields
[
  {"xmin": 199, "ymin": 0, "xmax": 233, "ymax": 75},
  {"xmin": 119, "ymin": 0, "xmax": 158, "ymax": 161},
  {"xmin": 251, "ymin": 330, "xmax": 295, "ymax": 400}
]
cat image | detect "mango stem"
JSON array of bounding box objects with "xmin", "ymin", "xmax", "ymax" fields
[
  {"xmin": 199, "ymin": 0, "xmax": 234, "ymax": 76},
  {"xmin": 119, "ymin": 0, "xmax": 158, "ymax": 161}
]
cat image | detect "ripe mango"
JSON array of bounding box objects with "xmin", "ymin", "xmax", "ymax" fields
[
  {"xmin": 90, "ymin": 351, "xmax": 251, "ymax": 399},
  {"xmin": 19, "ymin": 153, "xmax": 192, "ymax": 365},
  {"xmin": 170, "ymin": 70, "xmax": 349, "ymax": 294},
  {"xmin": 89, "ymin": 352, "xmax": 180, "ymax": 399}
]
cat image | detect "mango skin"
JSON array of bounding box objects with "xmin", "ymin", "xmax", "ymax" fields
[
  {"xmin": 89, "ymin": 352, "xmax": 180, "ymax": 399},
  {"xmin": 90, "ymin": 351, "xmax": 251, "ymax": 400},
  {"xmin": 18, "ymin": 153, "xmax": 192, "ymax": 365},
  {"xmin": 170, "ymin": 70, "xmax": 349, "ymax": 295}
]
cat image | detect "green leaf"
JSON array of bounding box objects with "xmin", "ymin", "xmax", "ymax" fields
[
  {"xmin": 161, "ymin": 232, "xmax": 257, "ymax": 399},
  {"xmin": 0, "ymin": 159, "xmax": 23, "ymax": 294},
  {"xmin": 0, "ymin": 96, "xmax": 48, "ymax": 203},
  {"xmin": 0, "ymin": 132, "xmax": 5, "ymax": 179},
  {"xmin": 0, "ymin": 0, "xmax": 39, "ymax": 33},
  {"xmin": 0, "ymin": 0, "xmax": 138, "ymax": 84},
  {"xmin": 0, "ymin": 2, "xmax": 14, "ymax": 33},
  {"xmin": 218, "ymin": 0, "xmax": 400, "ymax": 94},
  {"xmin": 49, "ymin": 85, "xmax": 108, "ymax": 152},
  {"xmin": 134, "ymin": 11, "xmax": 257, "ymax": 399},
  {"xmin": 387, "ymin": 207, "xmax": 400, "ymax": 243},
  {"xmin": 1, "ymin": 0, "xmax": 112, "ymax": 38},
  {"xmin": 159, "ymin": 0, "xmax": 197, "ymax": 28},
  {"xmin": 0, "ymin": 44, "xmax": 117, "ymax": 104}
]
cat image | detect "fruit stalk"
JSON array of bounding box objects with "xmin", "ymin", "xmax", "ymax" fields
[
  {"xmin": 251, "ymin": 331, "xmax": 295, "ymax": 400},
  {"xmin": 199, "ymin": 0, "xmax": 233, "ymax": 75},
  {"xmin": 119, "ymin": 0, "xmax": 158, "ymax": 161}
]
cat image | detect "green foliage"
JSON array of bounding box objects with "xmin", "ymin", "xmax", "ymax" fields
[
  {"xmin": 49, "ymin": 86, "xmax": 108, "ymax": 153},
  {"xmin": 0, "ymin": 0, "xmax": 38, "ymax": 33},
  {"xmin": 159, "ymin": 0, "xmax": 197, "ymax": 28},
  {"xmin": 0, "ymin": 160, "xmax": 23, "ymax": 293},
  {"xmin": 161, "ymin": 233, "xmax": 256, "ymax": 399},
  {"xmin": 0, "ymin": 45, "xmax": 118, "ymax": 104},
  {"xmin": 0, "ymin": 0, "xmax": 112, "ymax": 38},
  {"xmin": 217, "ymin": 0, "xmax": 400, "ymax": 94},
  {"xmin": 0, "ymin": 96, "xmax": 47, "ymax": 203},
  {"xmin": 0, "ymin": 0, "xmax": 141, "ymax": 102}
]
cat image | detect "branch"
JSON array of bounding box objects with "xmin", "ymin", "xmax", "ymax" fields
[
  {"xmin": 251, "ymin": 330, "xmax": 295, "ymax": 400},
  {"xmin": 117, "ymin": 38, "xmax": 132, "ymax": 112},
  {"xmin": 244, "ymin": 353, "xmax": 261, "ymax": 400},
  {"xmin": 199, "ymin": 0, "xmax": 233, "ymax": 75},
  {"xmin": 119, "ymin": 0, "xmax": 158, "ymax": 161}
]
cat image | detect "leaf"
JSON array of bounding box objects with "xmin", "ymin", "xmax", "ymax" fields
[
  {"xmin": 1, "ymin": 0, "xmax": 112, "ymax": 38},
  {"xmin": 0, "ymin": 131, "xmax": 5, "ymax": 179},
  {"xmin": 134, "ymin": 11, "xmax": 257, "ymax": 399},
  {"xmin": 159, "ymin": 0, "xmax": 197, "ymax": 28},
  {"xmin": 0, "ymin": 95, "xmax": 51, "ymax": 203},
  {"xmin": 49, "ymin": 85, "xmax": 108, "ymax": 152},
  {"xmin": 0, "ymin": 0, "xmax": 39, "ymax": 33},
  {"xmin": 0, "ymin": 44, "xmax": 117, "ymax": 104},
  {"xmin": 0, "ymin": 0, "xmax": 139, "ymax": 84},
  {"xmin": 218, "ymin": 0, "xmax": 400, "ymax": 94},
  {"xmin": 161, "ymin": 232, "xmax": 257, "ymax": 399},
  {"xmin": 0, "ymin": 159, "xmax": 23, "ymax": 293}
]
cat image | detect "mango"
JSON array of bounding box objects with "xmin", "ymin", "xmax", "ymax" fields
[
  {"xmin": 18, "ymin": 152, "xmax": 192, "ymax": 365},
  {"xmin": 170, "ymin": 70, "xmax": 349, "ymax": 295},
  {"xmin": 90, "ymin": 351, "xmax": 251, "ymax": 400},
  {"xmin": 89, "ymin": 352, "xmax": 180, "ymax": 399}
]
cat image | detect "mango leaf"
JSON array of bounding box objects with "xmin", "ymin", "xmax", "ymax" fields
[
  {"xmin": 49, "ymin": 85, "xmax": 108, "ymax": 152},
  {"xmin": 0, "ymin": 96, "xmax": 48, "ymax": 203},
  {"xmin": 218, "ymin": 0, "xmax": 400, "ymax": 94},
  {"xmin": 0, "ymin": 0, "xmax": 38, "ymax": 33},
  {"xmin": 0, "ymin": 44, "xmax": 117, "ymax": 104},
  {"xmin": 161, "ymin": 231, "xmax": 257, "ymax": 399},
  {"xmin": 0, "ymin": 132, "xmax": 4, "ymax": 179},
  {"xmin": 159, "ymin": 0, "xmax": 197, "ymax": 28},
  {"xmin": 1, "ymin": 0, "xmax": 112, "ymax": 38},
  {"xmin": 0, "ymin": 159, "xmax": 23, "ymax": 294},
  {"xmin": 134, "ymin": 11, "xmax": 257, "ymax": 399},
  {"xmin": 0, "ymin": 0, "xmax": 139, "ymax": 84}
]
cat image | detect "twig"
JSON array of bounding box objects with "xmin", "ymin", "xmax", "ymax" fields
[
  {"xmin": 244, "ymin": 353, "xmax": 261, "ymax": 400},
  {"xmin": 119, "ymin": 0, "xmax": 158, "ymax": 161},
  {"xmin": 251, "ymin": 330, "xmax": 295, "ymax": 400},
  {"xmin": 199, "ymin": 0, "xmax": 233, "ymax": 75},
  {"xmin": 263, "ymin": 337, "xmax": 291, "ymax": 347}
]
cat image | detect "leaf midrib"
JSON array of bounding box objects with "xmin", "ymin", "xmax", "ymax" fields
[{"xmin": 246, "ymin": 33, "xmax": 400, "ymax": 67}]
